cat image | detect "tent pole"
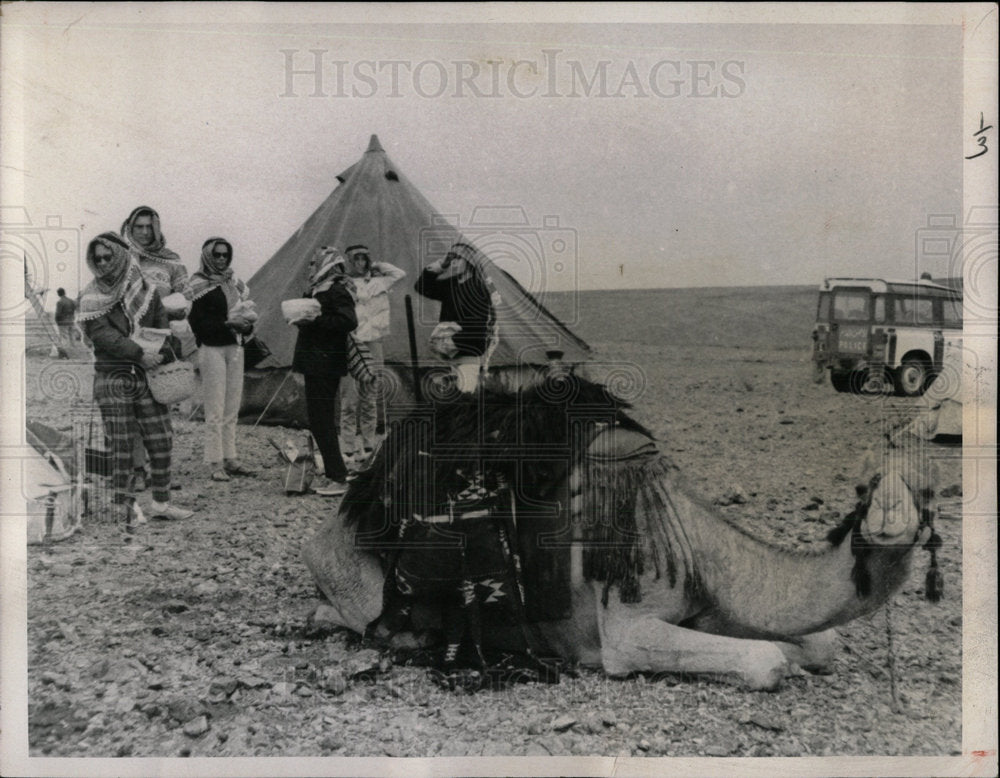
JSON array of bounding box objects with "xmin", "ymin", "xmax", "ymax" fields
[{"xmin": 404, "ymin": 295, "xmax": 422, "ymax": 402}]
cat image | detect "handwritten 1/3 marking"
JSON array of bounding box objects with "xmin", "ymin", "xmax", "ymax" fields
[{"xmin": 965, "ymin": 112, "xmax": 993, "ymax": 159}]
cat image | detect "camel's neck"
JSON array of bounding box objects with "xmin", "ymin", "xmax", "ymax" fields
[{"xmin": 675, "ymin": 484, "xmax": 915, "ymax": 639}]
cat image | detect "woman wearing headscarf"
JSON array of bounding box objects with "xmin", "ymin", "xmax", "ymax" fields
[
  {"xmin": 121, "ymin": 205, "xmax": 190, "ymax": 491},
  {"xmin": 120, "ymin": 205, "xmax": 190, "ymax": 302},
  {"xmin": 187, "ymin": 237, "xmax": 257, "ymax": 482},
  {"xmin": 78, "ymin": 233, "xmax": 195, "ymax": 532},
  {"xmin": 291, "ymin": 246, "xmax": 358, "ymax": 495}
]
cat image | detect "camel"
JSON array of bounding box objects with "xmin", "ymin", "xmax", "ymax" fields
[{"xmin": 302, "ymin": 381, "xmax": 938, "ymax": 691}]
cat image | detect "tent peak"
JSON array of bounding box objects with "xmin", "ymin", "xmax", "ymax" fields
[{"xmin": 366, "ymin": 134, "xmax": 384, "ymax": 153}]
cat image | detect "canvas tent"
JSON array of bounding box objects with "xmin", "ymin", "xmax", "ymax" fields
[{"xmin": 243, "ymin": 135, "xmax": 591, "ymax": 425}]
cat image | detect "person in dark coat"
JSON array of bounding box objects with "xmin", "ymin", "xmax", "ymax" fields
[
  {"xmin": 414, "ymin": 241, "xmax": 496, "ymax": 392},
  {"xmin": 291, "ymin": 246, "xmax": 358, "ymax": 495},
  {"xmin": 54, "ymin": 287, "xmax": 78, "ymax": 348},
  {"xmin": 187, "ymin": 237, "xmax": 257, "ymax": 482},
  {"xmin": 77, "ymin": 232, "xmax": 195, "ymax": 532}
]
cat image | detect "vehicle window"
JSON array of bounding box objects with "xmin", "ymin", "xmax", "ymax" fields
[
  {"xmin": 833, "ymin": 291, "xmax": 870, "ymax": 321},
  {"xmin": 817, "ymin": 293, "xmax": 831, "ymax": 322},
  {"xmin": 915, "ymin": 297, "xmax": 934, "ymax": 324},
  {"xmin": 942, "ymin": 297, "xmax": 963, "ymax": 327},
  {"xmin": 873, "ymin": 295, "xmax": 887, "ymax": 323}
]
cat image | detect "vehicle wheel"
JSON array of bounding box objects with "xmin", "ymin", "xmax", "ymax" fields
[
  {"xmin": 832, "ymin": 369, "xmax": 869, "ymax": 394},
  {"xmin": 895, "ymin": 358, "xmax": 929, "ymax": 397}
]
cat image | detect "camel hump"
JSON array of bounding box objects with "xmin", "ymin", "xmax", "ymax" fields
[{"xmin": 586, "ymin": 424, "xmax": 659, "ymax": 463}]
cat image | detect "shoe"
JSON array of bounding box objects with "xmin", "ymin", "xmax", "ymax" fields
[
  {"xmin": 211, "ymin": 469, "xmax": 231, "ymax": 482},
  {"xmin": 131, "ymin": 502, "xmax": 148, "ymax": 526},
  {"xmin": 314, "ymin": 481, "xmax": 349, "ymax": 497},
  {"xmin": 150, "ymin": 503, "xmax": 194, "ymax": 521},
  {"xmin": 224, "ymin": 460, "xmax": 257, "ymax": 477}
]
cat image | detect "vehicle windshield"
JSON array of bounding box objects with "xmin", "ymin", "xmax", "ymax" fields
[{"xmin": 832, "ymin": 290, "xmax": 870, "ymax": 322}]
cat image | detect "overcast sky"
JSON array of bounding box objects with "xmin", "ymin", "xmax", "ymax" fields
[{"xmin": 0, "ymin": 4, "xmax": 983, "ymax": 307}]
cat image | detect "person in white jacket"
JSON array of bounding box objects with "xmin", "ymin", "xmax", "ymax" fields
[{"xmin": 340, "ymin": 244, "xmax": 406, "ymax": 469}]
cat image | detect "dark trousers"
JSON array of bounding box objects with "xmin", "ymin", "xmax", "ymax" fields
[{"xmin": 303, "ymin": 374, "xmax": 347, "ymax": 481}]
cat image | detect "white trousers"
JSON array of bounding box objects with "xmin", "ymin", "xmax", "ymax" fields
[
  {"xmin": 452, "ymin": 355, "xmax": 482, "ymax": 393},
  {"xmin": 199, "ymin": 344, "xmax": 244, "ymax": 464},
  {"xmin": 339, "ymin": 340, "xmax": 383, "ymax": 456}
]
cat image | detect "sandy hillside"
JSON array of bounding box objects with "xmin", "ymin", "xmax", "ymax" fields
[{"xmin": 21, "ymin": 285, "xmax": 963, "ymax": 759}]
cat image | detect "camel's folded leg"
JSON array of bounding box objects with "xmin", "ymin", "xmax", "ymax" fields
[
  {"xmin": 776, "ymin": 629, "xmax": 839, "ymax": 674},
  {"xmin": 302, "ymin": 527, "xmax": 384, "ymax": 635},
  {"xmin": 598, "ymin": 613, "xmax": 788, "ymax": 691}
]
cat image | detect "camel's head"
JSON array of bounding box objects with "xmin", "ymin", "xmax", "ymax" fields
[
  {"xmin": 858, "ymin": 471, "xmax": 929, "ymax": 546},
  {"xmin": 827, "ymin": 446, "xmax": 943, "ymax": 601},
  {"xmin": 855, "ymin": 446, "xmax": 937, "ymax": 547}
]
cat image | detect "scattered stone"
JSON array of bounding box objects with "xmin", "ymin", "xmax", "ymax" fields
[
  {"xmin": 162, "ymin": 600, "xmax": 189, "ymax": 614},
  {"xmin": 601, "ymin": 712, "xmax": 618, "ymax": 727},
  {"xmin": 715, "ymin": 486, "xmax": 747, "ymax": 506},
  {"xmin": 208, "ymin": 677, "xmax": 238, "ymax": 701},
  {"xmin": 748, "ymin": 713, "xmax": 784, "ymax": 731},
  {"xmin": 705, "ymin": 744, "xmax": 730, "ymax": 757},
  {"xmin": 237, "ymin": 674, "xmax": 271, "ymax": 689},
  {"xmin": 323, "ymin": 670, "xmax": 347, "ymax": 695},
  {"xmin": 637, "ymin": 738, "xmax": 651, "ymax": 751},
  {"xmin": 550, "ymin": 714, "xmax": 576, "ymax": 732},
  {"xmin": 271, "ymin": 681, "xmax": 295, "ymax": 697},
  {"xmin": 296, "ymin": 684, "xmax": 314, "ymax": 697},
  {"xmin": 167, "ymin": 698, "xmax": 206, "ymax": 724},
  {"xmin": 40, "ymin": 671, "xmax": 71, "ymax": 690},
  {"xmin": 183, "ymin": 715, "xmax": 209, "ymax": 737},
  {"xmin": 527, "ymin": 720, "xmax": 546, "ymax": 736},
  {"xmin": 194, "ymin": 580, "xmax": 220, "ymax": 597},
  {"xmin": 341, "ymin": 649, "xmax": 382, "ymax": 679}
]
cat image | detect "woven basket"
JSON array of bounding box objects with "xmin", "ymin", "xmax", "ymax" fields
[{"xmin": 146, "ymin": 360, "xmax": 196, "ymax": 405}]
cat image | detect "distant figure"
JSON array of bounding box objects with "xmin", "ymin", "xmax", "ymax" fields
[
  {"xmin": 291, "ymin": 247, "xmax": 358, "ymax": 496},
  {"xmin": 77, "ymin": 233, "xmax": 194, "ymax": 532},
  {"xmin": 920, "ymin": 272, "xmax": 933, "ymax": 281},
  {"xmin": 415, "ymin": 242, "xmax": 496, "ymax": 393},
  {"xmin": 339, "ymin": 243, "xmax": 406, "ymax": 470},
  {"xmin": 187, "ymin": 237, "xmax": 257, "ymax": 483},
  {"xmin": 54, "ymin": 287, "xmax": 77, "ymax": 348},
  {"xmin": 121, "ymin": 205, "xmax": 191, "ymax": 491}
]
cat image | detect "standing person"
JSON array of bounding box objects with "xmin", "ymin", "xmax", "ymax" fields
[
  {"xmin": 77, "ymin": 233, "xmax": 194, "ymax": 532},
  {"xmin": 121, "ymin": 205, "xmax": 190, "ymax": 491},
  {"xmin": 414, "ymin": 241, "xmax": 496, "ymax": 393},
  {"xmin": 339, "ymin": 244, "xmax": 406, "ymax": 471},
  {"xmin": 291, "ymin": 247, "xmax": 358, "ymax": 496},
  {"xmin": 187, "ymin": 237, "xmax": 257, "ymax": 482},
  {"xmin": 120, "ymin": 205, "xmax": 190, "ymax": 303},
  {"xmin": 54, "ymin": 288, "xmax": 77, "ymax": 349}
]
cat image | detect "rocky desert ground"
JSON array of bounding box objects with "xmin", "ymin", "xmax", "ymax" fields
[{"xmin": 18, "ymin": 286, "xmax": 965, "ymax": 759}]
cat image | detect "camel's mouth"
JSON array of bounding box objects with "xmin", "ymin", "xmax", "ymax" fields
[{"xmin": 862, "ymin": 471, "xmax": 920, "ymax": 544}]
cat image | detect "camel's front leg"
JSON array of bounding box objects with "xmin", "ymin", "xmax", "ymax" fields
[
  {"xmin": 598, "ymin": 611, "xmax": 788, "ymax": 691},
  {"xmin": 776, "ymin": 629, "xmax": 839, "ymax": 674}
]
